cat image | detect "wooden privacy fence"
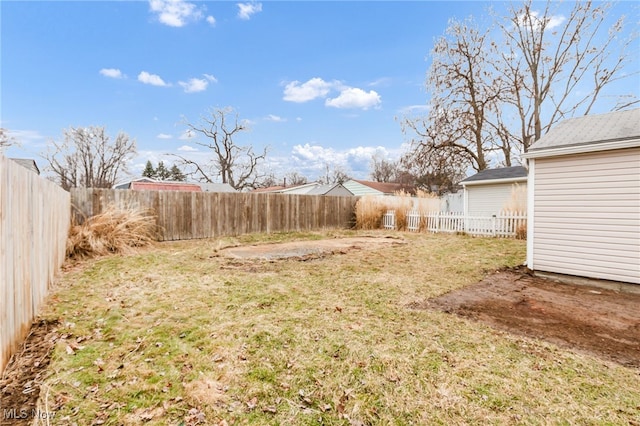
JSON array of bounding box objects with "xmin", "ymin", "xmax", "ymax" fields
[
  {"xmin": 71, "ymin": 189, "xmax": 358, "ymax": 241},
  {"xmin": 383, "ymin": 210, "xmax": 527, "ymax": 238},
  {"xmin": 1, "ymin": 155, "xmax": 70, "ymax": 374}
]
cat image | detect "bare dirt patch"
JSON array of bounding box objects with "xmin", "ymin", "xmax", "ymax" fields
[
  {"xmin": 218, "ymin": 236, "xmax": 406, "ymax": 260},
  {"xmin": 419, "ymin": 267, "xmax": 640, "ymax": 368}
]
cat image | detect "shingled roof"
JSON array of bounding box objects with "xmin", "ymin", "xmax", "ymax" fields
[
  {"xmin": 460, "ymin": 166, "xmax": 527, "ymax": 185},
  {"xmin": 528, "ymin": 108, "xmax": 640, "ymax": 152}
]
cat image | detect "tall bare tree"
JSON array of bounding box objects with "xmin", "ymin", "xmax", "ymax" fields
[
  {"xmin": 496, "ymin": 0, "xmax": 638, "ymax": 150},
  {"xmin": 173, "ymin": 107, "xmax": 268, "ymax": 191},
  {"xmin": 44, "ymin": 126, "xmax": 136, "ymax": 190},
  {"xmin": 403, "ymin": 17, "xmax": 503, "ymax": 173},
  {"xmin": 404, "ymin": 0, "xmax": 637, "ymax": 174}
]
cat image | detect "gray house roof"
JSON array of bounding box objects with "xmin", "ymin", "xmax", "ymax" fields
[
  {"xmin": 197, "ymin": 182, "xmax": 237, "ymax": 193},
  {"xmin": 305, "ymin": 183, "xmax": 354, "ymax": 196},
  {"xmin": 528, "ymin": 108, "xmax": 640, "ymax": 153},
  {"xmin": 9, "ymin": 158, "xmax": 40, "ymax": 175},
  {"xmin": 460, "ymin": 166, "xmax": 527, "ymax": 185}
]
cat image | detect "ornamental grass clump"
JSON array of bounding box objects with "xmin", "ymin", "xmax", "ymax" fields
[
  {"xmin": 355, "ymin": 195, "xmax": 388, "ymax": 230},
  {"xmin": 502, "ymin": 183, "xmax": 528, "ymax": 239},
  {"xmin": 66, "ymin": 205, "xmax": 158, "ymax": 259}
]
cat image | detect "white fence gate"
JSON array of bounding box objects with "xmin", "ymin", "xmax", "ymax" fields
[{"xmin": 383, "ymin": 210, "xmax": 526, "ymax": 238}]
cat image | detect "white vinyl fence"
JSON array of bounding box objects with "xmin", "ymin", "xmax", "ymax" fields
[{"xmin": 383, "ymin": 210, "xmax": 526, "ymax": 238}]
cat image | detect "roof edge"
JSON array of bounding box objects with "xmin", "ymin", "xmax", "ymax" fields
[
  {"xmin": 523, "ymin": 138, "xmax": 640, "ymax": 159},
  {"xmin": 461, "ymin": 176, "xmax": 528, "ymax": 187}
]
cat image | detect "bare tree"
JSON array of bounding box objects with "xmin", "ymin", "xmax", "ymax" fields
[
  {"xmin": 173, "ymin": 107, "xmax": 268, "ymax": 191},
  {"xmin": 404, "ymin": 0, "xmax": 637, "ymax": 173},
  {"xmin": 400, "ymin": 147, "xmax": 467, "ymax": 194},
  {"xmin": 369, "ymin": 154, "xmax": 399, "ymax": 182},
  {"xmin": 284, "ymin": 171, "xmax": 308, "ymax": 186},
  {"xmin": 44, "ymin": 126, "xmax": 136, "ymax": 190},
  {"xmin": 319, "ymin": 163, "xmax": 350, "ymax": 185},
  {"xmin": 403, "ymin": 17, "xmax": 502, "ymax": 173},
  {"xmin": 496, "ymin": 0, "xmax": 638, "ymax": 149}
]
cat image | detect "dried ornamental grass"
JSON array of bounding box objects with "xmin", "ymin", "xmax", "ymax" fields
[
  {"xmin": 66, "ymin": 205, "xmax": 158, "ymax": 258},
  {"xmin": 355, "ymin": 195, "xmax": 388, "ymax": 229}
]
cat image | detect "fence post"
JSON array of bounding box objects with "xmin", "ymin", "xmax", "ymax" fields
[{"xmin": 491, "ymin": 215, "xmax": 497, "ymax": 237}]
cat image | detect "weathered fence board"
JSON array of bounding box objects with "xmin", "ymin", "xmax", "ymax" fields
[
  {"xmin": 1, "ymin": 154, "xmax": 70, "ymax": 374},
  {"xmin": 71, "ymin": 189, "xmax": 358, "ymax": 241}
]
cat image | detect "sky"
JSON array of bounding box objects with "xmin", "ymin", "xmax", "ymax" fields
[{"xmin": 1, "ymin": 0, "xmax": 638, "ymax": 184}]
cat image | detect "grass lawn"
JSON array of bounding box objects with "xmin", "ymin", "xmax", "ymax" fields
[{"xmin": 37, "ymin": 230, "xmax": 639, "ymax": 425}]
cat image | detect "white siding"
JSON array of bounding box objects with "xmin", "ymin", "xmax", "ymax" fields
[
  {"xmin": 532, "ymin": 148, "xmax": 640, "ymax": 284},
  {"xmin": 466, "ymin": 182, "xmax": 527, "ymax": 216}
]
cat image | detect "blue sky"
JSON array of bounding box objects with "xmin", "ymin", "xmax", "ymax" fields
[{"xmin": 1, "ymin": 1, "xmax": 638, "ymax": 183}]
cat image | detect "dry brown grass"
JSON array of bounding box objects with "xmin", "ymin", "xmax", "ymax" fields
[
  {"xmin": 502, "ymin": 183, "xmax": 528, "ymax": 240},
  {"xmin": 66, "ymin": 205, "xmax": 158, "ymax": 258},
  {"xmin": 354, "ymin": 195, "xmax": 388, "ymax": 229},
  {"xmin": 355, "ymin": 190, "xmax": 439, "ymax": 230},
  {"xmin": 502, "ymin": 182, "xmax": 527, "ymax": 214}
]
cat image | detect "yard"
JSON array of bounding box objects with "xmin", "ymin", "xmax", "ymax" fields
[{"xmin": 2, "ymin": 230, "xmax": 639, "ymax": 425}]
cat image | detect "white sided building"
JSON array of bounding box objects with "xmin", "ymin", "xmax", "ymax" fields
[{"xmin": 523, "ymin": 108, "xmax": 640, "ymax": 285}]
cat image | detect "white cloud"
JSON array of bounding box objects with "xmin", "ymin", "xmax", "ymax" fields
[
  {"xmin": 289, "ymin": 143, "xmax": 394, "ymax": 178},
  {"xmin": 157, "ymin": 133, "xmax": 172, "ymax": 139},
  {"xmin": 516, "ymin": 10, "xmax": 566, "ymax": 31},
  {"xmin": 398, "ymin": 104, "xmax": 430, "ymax": 115},
  {"xmin": 548, "ymin": 14, "xmax": 566, "ymax": 29},
  {"xmin": 325, "ymin": 88, "xmax": 381, "ymax": 110},
  {"xmin": 237, "ymin": 2, "xmax": 262, "ymax": 20},
  {"xmin": 138, "ymin": 71, "xmax": 169, "ymax": 87},
  {"xmin": 368, "ymin": 77, "xmax": 391, "ymax": 87},
  {"xmin": 178, "ymin": 145, "xmax": 198, "ymax": 152},
  {"xmin": 149, "ymin": 0, "xmax": 204, "ymax": 27},
  {"xmin": 203, "ymin": 74, "xmax": 218, "ymax": 83},
  {"xmin": 99, "ymin": 68, "xmax": 124, "ymax": 79},
  {"xmin": 179, "ymin": 78, "xmax": 208, "ymax": 93},
  {"xmin": 261, "ymin": 143, "xmax": 405, "ymax": 181},
  {"xmin": 206, "ymin": 15, "xmax": 216, "ymax": 26},
  {"xmin": 283, "ymin": 78, "xmax": 335, "ymax": 103},
  {"xmin": 266, "ymin": 114, "xmax": 286, "ymax": 122}
]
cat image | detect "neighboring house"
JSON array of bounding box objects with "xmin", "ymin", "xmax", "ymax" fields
[
  {"xmin": 197, "ymin": 182, "xmax": 237, "ymax": 193},
  {"xmin": 342, "ymin": 179, "xmax": 415, "ymax": 196},
  {"xmin": 114, "ymin": 177, "xmax": 155, "ymax": 189},
  {"xmin": 253, "ymin": 182, "xmax": 354, "ymax": 196},
  {"xmin": 523, "ymin": 108, "xmax": 640, "ymax": 285},
  {"xmin": 116, "ymin": 178, "xmax": 237, "ymax": 193},
  {"xmin": 305, "ymin": 183, "xmax": 353, "ymax": 197},
  {"xmin": 440, "ymin": 191, "xmax": 464, "ymax": 213},
  {"xmin": 115, "ymin": 178, "xmax": 201, "ymax": 192},
  {"xmin": 130, "ymin": 181, "xmax": 202, "ymax": 192},
  {"xmin": 9, "ymin": 158, "xmax": 40, "ymax": 175},
  {"xmin": 459, "ymin": 166, "xmax": 528, "ymax": 216}
]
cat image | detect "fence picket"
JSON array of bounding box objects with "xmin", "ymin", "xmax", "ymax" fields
[{"xmin": 385, "ymin": 210, "xmax": 526, "ymax": 238}]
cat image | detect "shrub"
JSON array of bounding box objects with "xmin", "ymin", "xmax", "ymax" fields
[{"xmin": 67, "ymin": 205, "xmax": 158, "ymax": 258}]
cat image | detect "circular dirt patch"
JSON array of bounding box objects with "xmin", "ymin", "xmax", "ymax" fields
[{"xmin": 219, "ymin": 236, "xmax": 406, "ymax": 260}]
